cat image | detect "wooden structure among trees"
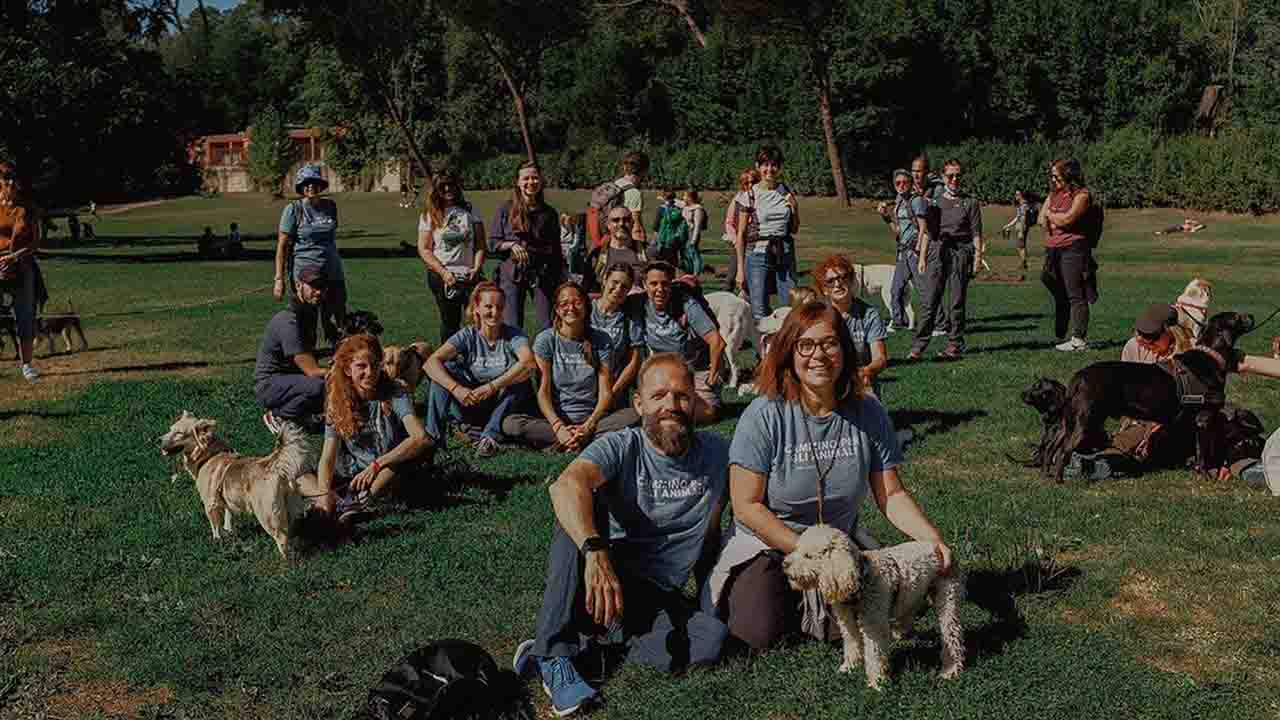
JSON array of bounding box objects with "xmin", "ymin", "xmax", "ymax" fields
[{"xmin": 195, "ymin": 127, "xmax": 403, "ymax": 194}]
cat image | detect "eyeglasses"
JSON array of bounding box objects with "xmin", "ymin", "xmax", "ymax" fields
[
  {"xmin": 944, "ymin": 172, "xmax": 962, "ymax": 179},
  {"xmin": 796, "ymin": 336, "xmax": 841, "ymax": 357},
  {"xmin": 608, "ymin": 216, "xmax": 633, "ymax": 225},
  {"xmin": 1050, "ymin": 174, "xmax": 1064, "ymax": 181},
  {"xmin": 557, "ymin": 299, "xmax": 585, "ymax": 310},
  {"xmin": 824, "ymin": 273, "xmax": 853, "ymax": 287}
]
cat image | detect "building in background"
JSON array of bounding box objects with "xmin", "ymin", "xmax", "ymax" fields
[{"xmin": 194, "ymin": 126, "xmax": 404, "ymax": 194}]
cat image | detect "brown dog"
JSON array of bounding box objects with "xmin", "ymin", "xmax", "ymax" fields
[
  {"xmin": 383, "ymin": 341, "xmax": 433, "ymax": 395},
  {"xmin": 160, "ymin": 411, "xmax": 324, "ymax": 560},
  {"xmin": 36, "ymin": 311, "xmax": 89, "ymax": 355}
]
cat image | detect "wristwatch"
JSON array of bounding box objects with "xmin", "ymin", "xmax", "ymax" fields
[{"xmin": 581, "ymin": 536, "xmax": 610, "ymax": 553}]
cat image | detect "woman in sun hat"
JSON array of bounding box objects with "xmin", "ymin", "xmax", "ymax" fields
[{"xmin": 275, "ymin": 164, "xmax": 347, "ymax": 344}]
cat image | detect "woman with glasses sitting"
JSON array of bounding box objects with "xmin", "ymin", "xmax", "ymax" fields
[
  {"xmin": 708, "ymin": 302, "xmax": 952, "ymax": 652},
  {"xmin": 814, "ymin": 255, "xmax": 888, "ymax": 398},
  {"xmin": 502, "ymin": 282, "xmax": 640, "ymax": 451}
]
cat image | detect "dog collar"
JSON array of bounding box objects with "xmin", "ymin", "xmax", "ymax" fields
[{"xmin": 1200, "ymin": 347, "xmax": 1229, "ymax": 372}]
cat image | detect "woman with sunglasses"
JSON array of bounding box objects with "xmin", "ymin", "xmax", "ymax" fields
[
  {"xmin": 709, "ymin": 302, "xmax": 951, "ymax": 652},
  {"xmin": 418, "ymin": 169, "xmax": 485, "ymax": 343},
  {"xmin": 1039, "ymin": 159, "xmax": 1096, "ymax": 352},
  {"xmin": 502, "ymin": 282, "xmax": 640, "ymax": 451},
  {"xmin": 814, "ymin": 255, "xmax": 888, "ymax": 398},
  {"xmin": 0, "ymin": 162, "xmax": 45, "ymax": 382}
]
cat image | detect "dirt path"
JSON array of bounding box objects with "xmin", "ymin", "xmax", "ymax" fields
[{"xmin": 97, "ymin": 199, "xmax": 172, "ymax": 216}]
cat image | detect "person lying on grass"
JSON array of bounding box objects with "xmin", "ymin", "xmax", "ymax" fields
[
  {"xmin": 317, "ymin": 333, "xmax": 434, "ymax": 525},
  {"xmin": 423, "ymin": 281, "xmax": 535, "ymax": 458},
  {"xmin": 1153, "ymin": 218, "xmax": 1205, "ymax": 235},
  {"xmin": 502, "ymin": 281, "xmax": 639, "ymax": 452},
  {"xmin": 513, "ymin": 353, "xmax": 729, "ymax": 716}
]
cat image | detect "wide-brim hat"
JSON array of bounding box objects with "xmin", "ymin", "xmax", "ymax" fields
[{"xmin": 294, "ymin": 165, "xmax": 329, "ymax": 195}]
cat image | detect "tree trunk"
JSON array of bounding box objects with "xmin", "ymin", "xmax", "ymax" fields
[
  {"xmin": 664, "ymin": 0, "xmax": 707, "ymax": 48},
  {"xmin": 382, "ymin": 93, "xmax": 433, "ymax": 191},
  {"xmin": 195, "ymin": 0, "xmax": 211, "ymax": 39},
  {"xmin": 811, "ymin": 47, "xmax": 848, "ymax": 205},
  {"xmin": 482, "ymin": 35, "xmax": 538, "ymax": 163}
]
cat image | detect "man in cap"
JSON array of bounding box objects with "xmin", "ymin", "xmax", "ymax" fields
[
  {"xmin": 255, "ymin": 267, "xmax": 329, "ymax": 433},
  {"xmin": 1121, "ymin": 304, "xmax": 1178, "ymax": 364}
]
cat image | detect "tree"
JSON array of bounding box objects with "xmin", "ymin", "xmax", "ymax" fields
[
  {"xmin": 440, "ymin": 0, "xmax": 590, "ymax": 163},
  {"xmin": 247, "ymin": 106, "xmax": 294, "ymax": 194},
  {"xmin": 598, "ymin": 0, "xmax": 708, "ymax": 47}
]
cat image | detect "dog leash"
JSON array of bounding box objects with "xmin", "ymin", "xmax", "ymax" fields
[{"xmin": 1245, "ymin": 306, "xmax": 1280, "ymax": 336}]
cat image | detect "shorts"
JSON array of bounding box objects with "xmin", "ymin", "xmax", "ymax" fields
[{"xmin": 693, "ymin": 369, "xmax": 722, "ymax": 411}]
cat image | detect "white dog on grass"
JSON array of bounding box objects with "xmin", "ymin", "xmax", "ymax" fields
[{"xmin": 782, "ymin": 525, "xmax": 965, "ymax": 689}]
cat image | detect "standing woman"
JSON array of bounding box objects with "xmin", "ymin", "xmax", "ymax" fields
[
  {"xmin": 276, "ymin": 164, "xmax": 346, "ymax": 345},
  {"xmin": 1040, "ymin": 159, "xmax": 1095, "ymax": 352},
  {"xmin": 709, "ymin": 303, "xmax": 952, "ymax": 651},
  {"xmin": 814, "ymin": 255, "xmax": 889, "ymax": 398},
  {"xmin": 0, "ymin": 162, "xmax": 45, "ymax": 382},
  {"xmin": 736, "ymin": 145, "xmax": 799, "ymax": 319},
  {"xmin": 423, "ymin": 281, "xmax": 535, "ymax": 458},
  {"xmin": 418, "ymin": 169, "xmax": 486, "ymax": 343},
  {"xmin": 502, "ymin": 282, "xmax": 640, "ymax": 451},
  {"xmin": 488, "ymin": 161, "xmax": 564, "ymax": 333}
]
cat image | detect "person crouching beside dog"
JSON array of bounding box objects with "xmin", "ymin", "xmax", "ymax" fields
[
  {"xmin": 502, "ymin": 282, "xmax": 640, "ymax": 452},
  {"xmin": 815, "ymin": 255, "xmax": 889, "ymax": 398},
  {"xmin": 708, "ymin": 302, "xmax": 952, "ymax": 654},
  {"xmin": 423, "ymin": 281, "xmax": 535, "ymax": 458},
  {"xmin": 256, "ymin": 268, "xmax": 330, "ymax": 433},
  {"xmin": 512, "ymin": 354, "xmax": 730, "ymax": 716},
  {"xmin": 316, "ymin": 334, "xmax": 434, "ymax": 524}
]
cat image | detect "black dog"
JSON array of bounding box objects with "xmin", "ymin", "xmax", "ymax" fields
[
  {"xmin": 1048, "ymin": 311, "xmax": 1254, "ymax": 483},
  {"xmin": 341, "ymin": 310, "xmax": 384, "ymax": 339},
  {"xmin": 1008, "ymin": 377, "xmax": 1068, "ymax": 468}
]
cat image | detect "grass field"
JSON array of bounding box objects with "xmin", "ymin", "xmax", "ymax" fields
[{"xmin": 2, "ymin": 190, "xmax": 1279, "ymax": 719}]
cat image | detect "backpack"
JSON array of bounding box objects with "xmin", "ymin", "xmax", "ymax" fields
[
  {"xmin": 586, "ymin": 179, "xmax": 634, "ymax": 249},
  {"xmin": 654, "ymin": 204, "xmax": 689, "ymax": 262},
  {"xmin": 366, "ymin": 640, "xmax": 532, "ymax": 720},
  {"xmin": 1082, "ymin": 194, "xmax": 1105, "ymax": 250}
]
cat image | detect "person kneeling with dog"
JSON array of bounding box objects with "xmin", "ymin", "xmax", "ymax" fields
[
  {"xmin": 256, "ymin": 267, "xmax": 330, "ymax": 432},
  {"xmin": 315, "ymin": 334, "xmax": 434, "ymax": 524},
  {"xmin": 502, "ymin": 282, "xmax": 640, "ymax": 452},
  {"xmin": 423, "ymin": 281, "xmax": 535, "ymax": 458},
  {"xmin": 512, "ymin": 354, "xmax": 730, "ymax": 716}
]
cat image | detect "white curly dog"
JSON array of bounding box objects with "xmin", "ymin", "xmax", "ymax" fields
[{"xmin": 782, "ymin": 525, "xmax": 965, "ymax": 689}]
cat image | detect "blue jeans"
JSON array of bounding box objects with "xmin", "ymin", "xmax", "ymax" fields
[
  {"xmin": 890, "ymin": 249, "xmax": 920, "ymax": 328},
  {"xmin": 424, "ymin": 375, "xmax": 529, "ymax": 444},
  {"xmin": 746, "ymin": 244, "xmax": 795, "ymax": 320}
]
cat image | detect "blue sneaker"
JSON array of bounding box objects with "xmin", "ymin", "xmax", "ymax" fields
[
  {"xmin": 536, "ymin": 655, "xmax": 597, "ymax": 717},
  {"xmin": 512, "ymin": 638, "xmax": 536, "ymax": 677}
]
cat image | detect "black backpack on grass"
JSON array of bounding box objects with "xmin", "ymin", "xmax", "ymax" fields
[{"xmin": 366, "ymin": 640, "xmax": 532, "ymax": 720}]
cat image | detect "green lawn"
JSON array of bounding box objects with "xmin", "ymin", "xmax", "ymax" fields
[{"xmin": 2, "ymin": 191, "xmax": 1279, "ymax": 719}]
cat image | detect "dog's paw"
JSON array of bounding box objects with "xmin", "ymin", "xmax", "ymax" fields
[
  {"xmin": 940, "ymin": 664, "xmax": 963, "ymax": 680},
  {"xmin": 838, "ymin": 658, "xmax": 860, "ymax": 674}
]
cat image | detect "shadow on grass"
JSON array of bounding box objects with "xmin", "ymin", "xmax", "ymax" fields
[
  {"xmin": 978, "ymin": 313, "xmax": 1045, "ymax": 323},
  {"xmin": 968, "ymin": 337, "xmax": 1126, "ymax": 354},
  {"xmin": 39, "ymin": 238, "xmax": 405, "ymax": 265},
  {"xmin": 44, "ymin": 358, "xmax": 255, "ymax": 376},
  {"xmin": 967, "ymin": 323, "xmax": 1038, "ymax": 334},
  {"xmin": 0, "ymin": 409, "xmax": 80, "ymax": 421},
  {"xmin": 892, "ymin": 561, "xmax": 1083, "ymax": 674},
  {"xmin": 890, "ymin": 408, "xmax": 988, "ymax": 440}
]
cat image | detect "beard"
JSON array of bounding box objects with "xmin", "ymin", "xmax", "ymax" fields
[{"xmin": 642, "ymin": 409, "xmax": 693, "ymax": 456}]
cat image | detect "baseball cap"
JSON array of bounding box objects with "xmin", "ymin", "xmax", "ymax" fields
[
  {"xmin": 296, "ymin": 267, "xmax": 328, "ymax": 289},
  {"xmin": 1135, "ymin": 304, "xmax": 1176, "ymax": 337}
]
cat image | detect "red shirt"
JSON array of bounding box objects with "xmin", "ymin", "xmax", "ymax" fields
[
  {"xmin": 0, "ymin": 205, "xmax": 36, "ymax": 255},
  {"xmin": 1044, "ymin": 188, "xmax": 1087, "ymax": 249}
]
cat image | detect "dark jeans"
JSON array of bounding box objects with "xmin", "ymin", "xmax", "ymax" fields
[
  {"xmin": 1042, "ymin": 242, "xmax": 1095, "ymax": 340},
  {"xmin": 255, "ymin": 374, "xmax": 326, "ymax": 419},
  {"xmin": 501, "ymin": 407, "xmax": 641, "ymax": 449},
  {"xmin": 889, "ymin": 249, "xmax": 920, "ymax": 328},
  {"xmin": 531, "ymin": 522, "xmax": 727, "ymax": 673},
  {"xmin": 716, "ymin": 551, "xmax": 799, "ymax": 652},
  {"xmin": 426, "ymin": 271, "xmax": 471, "ymax": 344},
  {"xmin": 912, "ymin": 241, "xmax": 974, "ymax": 353},
  {"xmin": 497, "ymin": 257, "xmax": 563, "ymax": 334},
  {"xmin": 423, "ymin": 375, "xmax": 529, "ymax": 444}
]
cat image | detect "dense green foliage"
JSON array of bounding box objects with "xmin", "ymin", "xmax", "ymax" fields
[{"xmin": 246, "ymin": 106, "xmax": 294, "ymax": 193}]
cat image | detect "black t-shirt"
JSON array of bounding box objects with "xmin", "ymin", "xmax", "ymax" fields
[
  {"xmin": 936, "ymin": 193, "xmax": 983, "ymax": 245},
  {"xmin": 254, "ymin": 310, "xmax": 316, "ymax": 385}
]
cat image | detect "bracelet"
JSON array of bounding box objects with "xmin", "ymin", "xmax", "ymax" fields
[{"xmin": 370, "ymin": 459, "xmax": 382, "ymax": 476}]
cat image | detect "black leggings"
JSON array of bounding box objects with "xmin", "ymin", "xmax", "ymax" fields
[{"xmin": 1042, "ymin": 243, "xmax": 1094, "ymax": 340}]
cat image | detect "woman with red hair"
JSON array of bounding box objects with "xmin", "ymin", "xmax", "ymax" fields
[
  {"xmin": 423, "ymin": 281, "xmax": 535, "ymax": 458},
  {"xmin": 813, "ymin": 254, "xmax": 889, "ymax": 397},
  {"xmin": 317, "ymin": 334, "xmax": 434, "ymax": 523},
  {"xmin": 709, "ymin": 303, "xmax": 950, "ymax": 651}
]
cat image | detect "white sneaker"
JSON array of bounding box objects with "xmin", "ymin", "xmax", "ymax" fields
[
  {"xmin": 931, "ymin": 329, "xmax": 947, "ymax": 337},
  {"xmin": 21, "ymin": 364, "xmax": 38, "ymax": 382},
  {"xmin": 1055, "ymin": 337, "xmax": 1087, "ymax": 352}
]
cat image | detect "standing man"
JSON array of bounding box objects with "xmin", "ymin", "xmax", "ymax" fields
[
  {"xmin": 618, "ymin": 151, "xmax": 649, "ymax": 247},
  {"xmin": 513, "ymin": 354, "xmax": 730, "ymax": 716},
  {"xmin": 255, "ymin": 267, "xmax": 329, "ymax": 432},
  {"xmin": 911, "ymin": 155, "xmax": 948, "ymax": 337},
  {"xmin": 634, "ymin": 262, "xmax": 727, "ymax": 422},
  {"xmin": 908, "ymin": 159, "xmax": 984, "ymax": 361},
  {"xmin": 878, "ymin": 169, "xmax": 930, "ymax": 332}
]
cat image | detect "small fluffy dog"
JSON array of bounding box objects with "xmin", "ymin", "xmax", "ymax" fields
[
  {"xmin": 160, "ymin": 411, "xmax": 322, "ymax": 559},
  {"xmin": 383, "ymin": 341, "xmax": 433, "ymax": 394},
  {"xmin": 705, "ymin": 291, "xmax": 757, "ymax": 389},
  {"xmin": 36, "ymin": 310, "xmax": 89, "ymax": 356},
  {"xmin": 341, "ymin": 310, "xmax": 385, "ymax": 339},
  {"xmin": 783, "ymin": 525, "xmax": 965, "ymax": 689},
  {"xmin": 1171, "ymin": 278, "xmax": 1213, "ymax": 353},
  {"xmin": 852, "ymin": 264, "xmax": 914, "ymax": 330}
]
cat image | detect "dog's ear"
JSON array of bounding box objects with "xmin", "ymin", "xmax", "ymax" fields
[
  {"xmin": 192, "ymin": 419, "xmax": 217, "ymax": 444},
  {"xmin": 817, "ymin": 541, "xmax": 860, "ymax": 603}
]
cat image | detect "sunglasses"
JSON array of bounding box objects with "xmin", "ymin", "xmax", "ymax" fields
[{"xmin": 944, "ymin": 172, "xmax": 962, "ymax": 179}]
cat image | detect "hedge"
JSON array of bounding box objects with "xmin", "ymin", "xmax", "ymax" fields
[{"xmin": 446, "ymin": 128, "xmax": 1280, "ymax": 213}]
